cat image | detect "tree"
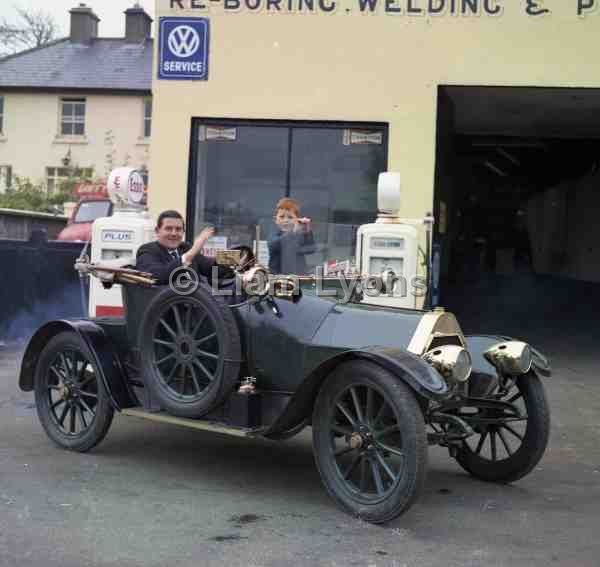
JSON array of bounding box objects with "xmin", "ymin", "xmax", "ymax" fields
[
  {"xmin": 0, "ymin": 6, "xmax": 60, "ymax": 57},
  {"xmin": 0, "ymin": 169, "xmax": 94, "ymax": 214}
]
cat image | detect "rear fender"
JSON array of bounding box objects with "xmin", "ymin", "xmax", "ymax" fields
[
  {"xmin": 18, "ymin": 319, "xmax": 135, "ymax": 410},
  {"xmin": 264, "ymin": 346, "xmax": 449, "ymax": 436}
]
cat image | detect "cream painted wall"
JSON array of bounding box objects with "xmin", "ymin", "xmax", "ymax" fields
[
  {"xmin": 151, "ymin": 0, "xmax": 600, "ymax": 222},
  {"xmin": 0, "ymin": 92, "xmax": 151, "ymax": 189}
]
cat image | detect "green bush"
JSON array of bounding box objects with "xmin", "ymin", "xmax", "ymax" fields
[{"xmin": 0, "ymin": 172, "xmax": 92, "ymax": 214}]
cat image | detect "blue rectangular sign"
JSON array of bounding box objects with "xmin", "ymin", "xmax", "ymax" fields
[{"xmin": 158, "ymin": 17, "xmax": 209, "ymax": 81}]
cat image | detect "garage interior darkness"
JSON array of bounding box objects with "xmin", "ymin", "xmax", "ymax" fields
[{"xmin": 435, "ymin": 86, "xmax": 600, "ymax": 357}]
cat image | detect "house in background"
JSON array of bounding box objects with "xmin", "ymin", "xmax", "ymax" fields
[{"xmin": 0, "ymin": 3, "xmax": 153, "ymax": 194}]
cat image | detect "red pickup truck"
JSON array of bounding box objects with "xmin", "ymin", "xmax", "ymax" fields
[
  {"xmin": 56, "ymin": 182, "xmax": 112, "ymax": 242},
  {"xmin": 56, "ymin": 198, "xmax": 114, "ymax": 242}
]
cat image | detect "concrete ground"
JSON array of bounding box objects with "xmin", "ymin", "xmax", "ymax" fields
[{"xmin": 1, "ymin": 302, "xmax": 599, "ymax": 567}]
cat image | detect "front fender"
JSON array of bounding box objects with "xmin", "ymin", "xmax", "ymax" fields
[
  {"xmin": 353, "ymin": 346, "xmax": 450, "ymax": 399},
  {"xmin": 465, "ymin": 334, "xmax": 552, "ymax": 378},
  {"xmin": 264, "ymin": 346, "xmax": 449, "ymax": 437},
  {"xmin": 19, "ymin": 319, "xmax": 135, "ymax": 410}
]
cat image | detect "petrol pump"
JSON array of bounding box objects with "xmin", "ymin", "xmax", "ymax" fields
[
  {"xmin": 356, "ymin": 172, "xmax": 434, "ymax": 309},
  {"xmin": 87, "ymin": 168, "xmax": 155, "ymax": 317}
]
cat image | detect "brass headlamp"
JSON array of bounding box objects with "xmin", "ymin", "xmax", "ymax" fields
[
  {"xmin": 484, "ymin": 341, "xmax": 533, "ymax": 376},
  {"xmin": 423, "ymin": 345, "xmax": 472, "ymax": 385}
]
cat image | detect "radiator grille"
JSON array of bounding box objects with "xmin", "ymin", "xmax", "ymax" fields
[{"xmin": 428, "ymin": 334, "xmax": 463, "ymax": 350}]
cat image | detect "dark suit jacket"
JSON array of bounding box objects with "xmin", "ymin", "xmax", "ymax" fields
[{"xmin": 136, "ymin": 241, "xmax": 220, "ymax": 285}]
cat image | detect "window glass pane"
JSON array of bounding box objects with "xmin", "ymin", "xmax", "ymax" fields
[
  {"xmin": 0, "ymin": 116, "xmax": 3, "ymax": 134},
  {"xmin": 74, "ymin": 201, "xmax": 112, "ymax": 223},
  {"xmin": 289, "ymin": 128, "xmax": 384, "ymax": 271},
  {"xmin": 144, "ymin": 118, "xmax": 151, "ymax": 138},
  {"xmin": 194, "ymin": 125, "xmax": 288, "ymax": 247},
  {"xmin": 58, "ymin": 168, "xmax": 70, "ymax": 177},
  {"xmin": 145, "ymin": 99, "xmax": 152, "ymax": 119},
  {"xmin": 47, "ymin": 179, "xmax": 55, "ymax": 193},
  {"xmin": 0, "ymin": 96, "xmax": 4, "ymax": 114},
  {"xmin": 289, "ymin": 128, "xmax": 383, "ymax": 225},
  {"xmin": 74, "ymin": 122, "xmax": 85, "ymax": 136},
  {"xmin": 62, "ymin": 103, "xmax": 73, "ymax": 117},
  {"xmin": 75, "ymin": 103, "xmax": 85, "ymax": 117},
  {"xmin": 61, "ymin": 122, "xmax": 73, "ymax": 135}
]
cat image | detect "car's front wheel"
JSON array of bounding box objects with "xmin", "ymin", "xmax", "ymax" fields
[
  {"xmin": 312, "ymin": 360, "xmax": 427, "ymax": 524},
  {"xmin": 34, "ymin": 331, "xmax": 114, "ymax": 452},
  {"xmin": 455, "ymin": 371, "xmax": 550, "ymax": 483}
]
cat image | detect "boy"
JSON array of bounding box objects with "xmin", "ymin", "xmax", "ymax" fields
[{"xmin": 268, "ymin": 198, "xmax": 316, "ymax": 275}]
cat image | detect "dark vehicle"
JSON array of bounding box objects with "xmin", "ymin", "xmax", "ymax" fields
[{"xmin": 18, "ymin": 226, "xmax": 551, "ymax": 524}]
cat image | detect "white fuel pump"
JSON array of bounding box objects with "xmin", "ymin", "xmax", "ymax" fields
[
  {"xmin": 356, "ymin": 172, "xmax": 433, "ymax": 309},
  {"xmin": 88, "ymin": 168, "xmax": 155, "ymax": 317}
]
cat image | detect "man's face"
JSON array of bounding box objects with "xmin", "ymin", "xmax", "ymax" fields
[{"xmin": 156, "ymin": 217, "xmax": 184, "ymax": 249}]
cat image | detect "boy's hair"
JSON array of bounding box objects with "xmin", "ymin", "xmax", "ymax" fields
[
  {"xmin": 275, "ymin": 198, "xmax": 300, "ymax": 217},
  {"xmin": 156, "ymin": 210, "xmax": 184, "ymax": 229}
]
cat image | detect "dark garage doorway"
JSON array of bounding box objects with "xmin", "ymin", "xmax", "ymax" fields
[{"xmin": 434, "ymin": 86, "xmax": 600, "ymax": 361}]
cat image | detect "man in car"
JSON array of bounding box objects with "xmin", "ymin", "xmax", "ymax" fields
[{"xmin": 136, "ymin": 210, "xmax": 222, "ymax": 285}]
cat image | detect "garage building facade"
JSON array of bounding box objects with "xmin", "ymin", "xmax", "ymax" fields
[{"xmin": 150, "ymin": 0, "xmax": 600, "ymax": 320}]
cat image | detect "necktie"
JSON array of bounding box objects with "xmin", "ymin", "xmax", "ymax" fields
[{"xmin": 170, "ymin": 249, "xmax": 179, "ymax": 261}]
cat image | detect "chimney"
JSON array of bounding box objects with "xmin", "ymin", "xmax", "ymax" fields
[
  {"xmin": 70, "ymin": 3, "xmax": 100, "ymax": 44},
  {"xmin": 124, "ymin": 3, "xmax": 153, "ymax": 43}
]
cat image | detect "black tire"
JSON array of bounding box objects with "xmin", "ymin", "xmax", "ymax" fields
[
  {"xmin": 312, "ymin": 360, "xmax": 427, "ymax": 524},
  {"xmin": 34, "ymin": 331, "xmax": 114, "ymax": 453},
  {"xmin": 455, "ymin": 372, "xmax": 550, "ymax": 483},
  {"xmin": 140, "ymin": 285, "xmax": 241, "ymax": 419}
]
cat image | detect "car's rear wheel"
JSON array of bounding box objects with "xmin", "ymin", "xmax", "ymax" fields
[
  {"xmin": 455, "ymin": 372, "xmax": 550, "ymax": 483},
  {"xmin": 312, "ymin": 360, "xmax": 427, "ymax": 524},
  {"xmin": 140, "ymin": 287, "xmax": 241, "ymax": 418},
  {"xmin": 34, "ymin": 331, "xmax": 114, "ymax": 452}
]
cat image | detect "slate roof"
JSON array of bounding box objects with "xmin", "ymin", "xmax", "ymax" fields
[{"xmin": 0, "ymin": 38, "xmax": 153, "ymax": 92}]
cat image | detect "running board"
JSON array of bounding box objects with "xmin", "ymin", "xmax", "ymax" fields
[{"xmin": 121, "ymin": 408, "xmax": 265, "ymax": 438}]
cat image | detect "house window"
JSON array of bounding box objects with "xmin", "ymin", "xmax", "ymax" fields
[
  {"xmin": 0, "ymin": 165, "xmax": 12, "ymax": 192},
  {"xmin": 60, "ymin": 98, "xmax": 86, "ymax": 136},
  {"xmin": 0, "ymin": 96, "xmax": 4, "ymax": 134},
  {"xmin": 46, "ymin": 166, "xmax": 93, "ymax": 194},
  {"xmin": 144, "ymin": 98, "xmax": 152, "ymax": 138}
]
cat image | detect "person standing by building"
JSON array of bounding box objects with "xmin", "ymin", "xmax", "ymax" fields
[{"xmin": 268, "ymin": 198, "xmax": 316, "ymax": 275}]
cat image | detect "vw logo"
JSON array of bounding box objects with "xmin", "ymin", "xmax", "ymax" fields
[{"xmin": 168, "ymin": 25, "xmax": 200, "ymax": 58}]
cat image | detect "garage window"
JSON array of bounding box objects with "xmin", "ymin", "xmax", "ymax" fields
[{"xmin": 190, "ymin": 120, "xmax": 388, "ymax": 267}]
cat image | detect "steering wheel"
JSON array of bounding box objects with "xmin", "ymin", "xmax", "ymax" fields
[{"xmin": 231, "ymin": 245, "xmax": 256, "ymax": 271}]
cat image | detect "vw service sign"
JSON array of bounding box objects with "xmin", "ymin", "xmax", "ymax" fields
[{"xmin": 158, "ymin": 17, "xmax": 209, "ymax": 81}]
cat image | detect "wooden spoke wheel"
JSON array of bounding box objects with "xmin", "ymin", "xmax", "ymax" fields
[
  {"xmin": 455, "ymin": 372, "xmax": 550, "ymax": 483},
  {"xmin": 34, "ymin": 332, "xmax": 114, "ymax": 452},
  {"xmin": 140, "ymin": 286, "xmax": 241, "ymax": 419},
  {"xmin": 312, "ymin": 360, "xmax": 427, "ymax": 524}
]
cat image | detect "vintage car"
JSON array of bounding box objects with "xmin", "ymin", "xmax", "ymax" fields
[{"xmin": 17, "ymin": 224, "xmax": 551, "ymax": 525}]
